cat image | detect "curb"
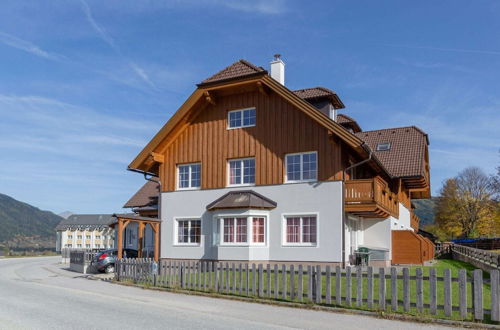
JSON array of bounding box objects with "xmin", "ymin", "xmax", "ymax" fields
[{"xmin": 107, "ymin": 279, "xmax": 499, "ymax": 329}]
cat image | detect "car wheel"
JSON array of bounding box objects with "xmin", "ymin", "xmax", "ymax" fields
[{"xmin": 105, "ymin": 264, "xmax": 115, "ymax": 274}]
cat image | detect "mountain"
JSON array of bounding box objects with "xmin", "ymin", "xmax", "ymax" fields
[
  {"xmin": 413, "ymin": 198, "xmax": 438, "ymax": 227},
  {"xmin": 0, "ymin": 193, "xmax": 63, "ymax": 248},
  {"xmin": 58, "ymin": 211, "xmax": 73, "ymax": 219}
]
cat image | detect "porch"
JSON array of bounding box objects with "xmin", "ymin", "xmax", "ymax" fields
[
  {"xmin": 113, "ymin": 214, "xmax": 161, "ymax": 261},
  {"xmin": 344, "ymin": 176, "xmax": 399, "ymax": 218}
]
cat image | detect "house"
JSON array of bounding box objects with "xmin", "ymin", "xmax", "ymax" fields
[
  {"xmin": 118, "ymin": 55, "xmax": 433, "ymax": 266},
  {"xmin": 55, "ymin": 214, "xmax": 115, "ymax": 251}
]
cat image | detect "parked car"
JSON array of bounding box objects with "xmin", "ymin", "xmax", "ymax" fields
[{"xmin": 92, "ymin": 249, "xmax": 138, "ymax": 273}]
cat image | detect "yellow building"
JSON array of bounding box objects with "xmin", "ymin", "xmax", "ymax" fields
[{"xmin": 56, "ymin": 214, "xmax": 115, "ymax": 251}]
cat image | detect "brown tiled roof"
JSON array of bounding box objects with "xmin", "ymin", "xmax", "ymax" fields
[
  {"xmin": 199, "ymin": 59, "xmax": 267, "ymax": 86},
  {"xmin": 206, "ymin": 190, "xmax": 277, "ymax": 211},
  {"xmin": 356, "ymin": 126, "xmax": 429, "ymax": 178},
  {"xmin": 293, "ymin": 87, "xmax": 337, "ymax": 99},
  {"xmin": 337, "ymin": 114, "xmax": 362, "ymax": 133},
  {"xmin": 123, "ymin": 178, "xmax": 159, "ymax": 208}
]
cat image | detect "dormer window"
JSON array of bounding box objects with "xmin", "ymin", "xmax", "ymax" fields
[
  {"xmin": 228, "ymin": 108, "xmax": 256, "ymax": 129},
  {"xmin": 376, "ymin": 142, "xmax": 391, "ymax": 151}
]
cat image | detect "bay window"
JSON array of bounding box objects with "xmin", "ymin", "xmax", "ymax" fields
[
  {"xmin": 283, "ymin": 215, "xmax": 317, "ymax": 246},
  {"xmin": 219, "ymin": 216, "xmax": 266, "ymax": 245}
]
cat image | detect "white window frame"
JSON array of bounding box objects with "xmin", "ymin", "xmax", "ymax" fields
[
  {"xmin": 214, "ymin": 212, "xmax": 268, "ymax": 247},
  {"xmin": 176, "ymin": 162, "xmax": 201, "ymax": 190},
  {"xmin": 227, "ymin": 157, "xmax": 256, "ymax": 187},
  {"xmin": 281, "ymin": 213, "xmax": 319, "ymax": 247},
  {"xmin": 227, "ymin": 107, "xmax": 256, "ymax": 129},
  {"xmin": 86, "ymin": 235, "xmax": 91, "ymax": 240},
  {"xmin": 284, "ymin": 151, "xmax": 318, "ymax": 183},
  {"xmin": 174, "ymin": 218, "xmax": 202, "ymax": 246}
]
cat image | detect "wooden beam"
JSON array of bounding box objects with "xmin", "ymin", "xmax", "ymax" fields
[
  {"xmin": 151, "ymin": 152, "xmax": 164, "ymax": 164},
  {"xmin": 117, "ymin": 219, "xmax": 124, "ymax": 259},
  {"xmin": 256, "ymin": 81, "xmax": 269, "ymax": 96},
  {"xmin": 138, "ymin": 222, "xmax": 145, "ymax": 258},
  {"xmin": 204, "ymin": 91, "xmax": 215, "ymax": 105},
  {"xmin": 153, "ymin": 223, "xmax": 160, "ymax": 262}
]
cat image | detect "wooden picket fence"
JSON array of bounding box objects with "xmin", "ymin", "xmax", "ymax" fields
[{"xmin": 115, "ymin": 259, "xmax": 500, "ymax": 322}]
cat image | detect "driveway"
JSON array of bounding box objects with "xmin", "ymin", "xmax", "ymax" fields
[{"xmin": 0, "ymin": 257, "xmax": 456, "ymax": 330}]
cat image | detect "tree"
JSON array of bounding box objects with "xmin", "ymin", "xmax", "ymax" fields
[{"xmin": 435, "ymin": 167, "xmax": 498, "ymax": 239}]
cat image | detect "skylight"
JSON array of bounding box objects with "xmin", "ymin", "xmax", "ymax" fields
[{"xmin": 376, "ymin": 142, "xmax": 391, "ymax": 151}]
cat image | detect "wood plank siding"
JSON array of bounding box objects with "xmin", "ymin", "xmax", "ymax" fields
[{"xmin": 157, "ymin": 90, "xmax": 348, "ymax": 192}]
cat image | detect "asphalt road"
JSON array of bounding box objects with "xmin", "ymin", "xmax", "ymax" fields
[{"xmin": 0, "ymin": 257, "xmax": 456, "ymax": 330}]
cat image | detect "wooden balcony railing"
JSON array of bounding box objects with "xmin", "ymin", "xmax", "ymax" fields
[
  {"xmin": 410, "ymin": 211, "xmax": 420, "ymax": 231},
  {"xmin": 345, "ymin": 176, "xmax": 399, "ymax": 218}
]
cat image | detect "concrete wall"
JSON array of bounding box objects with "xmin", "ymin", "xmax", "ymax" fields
[{"xmin": 161, "ymin": 181, "xmax": 343, "ymax": 263}]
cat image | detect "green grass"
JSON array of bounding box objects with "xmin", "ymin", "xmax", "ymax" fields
[{"xmin": 121, "ymin": 259, "xmax": 496, "ymax": 323}]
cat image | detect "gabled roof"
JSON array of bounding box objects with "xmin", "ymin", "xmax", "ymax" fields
[
  {"xmin": 123, "ymin": 178, "xmax": 159, "ymax": 208},
  {"xmin": 293, "ymin": 87, "xmax": 345, "ymax": 109},
  {"xmin": 337, "ymin": 114, "xmax": 362, "ymax": 133},
  {"xmin": 55, "ymin": 214, "xmax": 115, "ymax": 231},
  {"xmin": 198, "ymin": 60, "xmax": 267, "ymax": 86},
  {"xmin": 206, "ymin": 190, "xmax": 277, "ymax": 211},
  {"xmin": 356, "ymin": 126, "xmax": 429, "ymax": 178}
]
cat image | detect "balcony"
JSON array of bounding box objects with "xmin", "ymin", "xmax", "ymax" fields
[
  {"xmin": 345, "ymin": 176, "xmax": 399, "ymax": 218},
  {"xmin": 410, "ymin": 211, "xmax": 420, "ymax": 231}
]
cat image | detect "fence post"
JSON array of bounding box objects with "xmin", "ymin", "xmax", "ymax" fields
[
  {"xmin": 316, "ymin": 265, "xmax": 322, "ymax": 304},
  {"xmin": 473, "ymin": 269, "xmax": 483, "ymax": 321},
  {"xmin": 239, "ymin": 263, "xmax": 243, "ymax": 296},
  {"xmin": 367, "ymin": 266, "xmax": 373, "ymax": 309},
  {"xmin": 290, "ymin": 264, "xmax": 295, "ymax": 301},
  {"xmin": 336, "ymin": 266, "xmax": 342, "ymax": 306},
  {"xmin": 391, "ymin": 267, "xmax": 397, "ymax": 311},
  {"xmin": 258, "ymin": 264, "xmax": 263, "ymax": 297},
  {"xmin": 307, "ymin": 265, "xmax": 313, "ymax": 302},
  {"xmin": 379, "ymin": 267, "xmax": 386, "ymax": 310},
  {"xmin": 225, "ymin": 262, "xmax": 230, "ymax": 294},
  {"xmin": 274, "ymin": 264, "xmax": 279, "ymax": 299},
  {"xmin": 458, "ymin": 269, "xmax": 467, "ymax": 319},
  {"xmin": 416, "ymin": 268, "xmax": 423, "ymax": 313},
  {"xmin": 346, "ymin": 266, "xmax": 352, "ymax": 307},
  {"xmin": 298, "ymin": 264, "xmax": 303, "ymax": 302},
  {"xmin": 232, "ymin": 263, "xmax": 236, "ymax": 294},
  {"xmin": 356, "ymin": 266, "xmax": 362, "ymax": 307},
  {"xmin": 282, "ymin": 264, "xmax": 287, "ymax": 300},
  {"xmin": 266, "ymin": 264, "xmax": 271, "ymax": 297},
  {"xmin": 214, "ymin": 262, "xmax": 219, "ymax": 292},
  {"xmin": 403, "ymin": 267, "xmax": 410, "ymax": 312},
  {"xmin": 325, "ymin": 265, "xmax": 331, "ymax": 305},
  {"xmin": 252, "ymin": 264, "xmax": 257, "ymax": 296},
  {"xmin": 245, "ymin": 263, "xmax": 249, "ymax": 296},
  {"xmin": 429, "ymin": 268, "xmax": 437, "ymax": 315},
  {"xmin": 491, "ymin": 269, "xmax": 499, "ymax": 322}
]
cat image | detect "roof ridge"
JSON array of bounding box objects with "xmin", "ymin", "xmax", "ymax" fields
[
  {"xmin": 238, "ymin": 59, "xmax": 265, "ymax": 72},
  {"xmin": 357, "ymin": 125, "xmax": 427, "ymax": 135}
]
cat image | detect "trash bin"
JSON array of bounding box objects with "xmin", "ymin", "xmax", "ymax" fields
[{"xmin": 355, "ymin": 247, "xmax": 370, "ymax": 266}]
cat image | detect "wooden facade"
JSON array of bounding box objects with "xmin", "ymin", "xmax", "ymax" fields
[
  {"xmin": 157, "ymin": 90, "xmax": 352, "ymax": 192},
  {"xmin": 392, "ymin": 230, "xmax": 435, "ymax": 265}
]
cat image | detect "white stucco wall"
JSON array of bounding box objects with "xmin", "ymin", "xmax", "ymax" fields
[
  {"xmin": 161, "ymin": 181, "xmax": 344, "ymax": 262},
  {"xmin": 391, "ymin": 203, "xmax": 412, "ymax": 231}
]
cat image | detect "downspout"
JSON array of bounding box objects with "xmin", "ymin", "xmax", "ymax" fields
[
  {"xmin": 341, "ymin": 144, "xmax": 373, "ymax": 268},
  {"xmin": 127, "ymin": 167, "xmax": 162, "ymax": 259}
]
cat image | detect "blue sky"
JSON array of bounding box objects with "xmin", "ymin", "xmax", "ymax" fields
[{"xmin": 0, "ymin": 0, "xmax": 499, "ymax": 214}]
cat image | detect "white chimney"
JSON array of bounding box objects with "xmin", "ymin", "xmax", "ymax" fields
[{"xmin": 270, "ymin": 54, "xmax": 285, "ymax": 85}]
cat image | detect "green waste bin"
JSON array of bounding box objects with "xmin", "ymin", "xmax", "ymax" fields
[{"xmin": 355, "ymin": 247, "xmax": 370, "ymax": 266}]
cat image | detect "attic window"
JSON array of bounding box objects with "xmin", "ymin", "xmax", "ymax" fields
[{"xmin": 376, "ymin": 142, "xmax": 391, "ymax": 151}]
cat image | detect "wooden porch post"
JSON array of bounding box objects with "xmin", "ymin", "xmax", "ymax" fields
[
  {"xmin": 138, "ymin": 222, "xmax": 145, "ymax": 258},
  {"xmin": 152, "ymin": 223, "xmax": 160, "ymax": 262},
  {"xmin": 117, "ymin": 219, "xmax": 123, "ymax": 259}
]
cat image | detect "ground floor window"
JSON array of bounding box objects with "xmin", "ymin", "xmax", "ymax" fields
[
  {"xmin": 219, "ymin": 216, "xmax": 267, "ymax": 245},
  {"xmin": 176, "ymin": 219, "xmax": 201, "ymax": 244},
  {"xmin": 283, "ymin": 215, "xmax": 317, "ymax": 246}
]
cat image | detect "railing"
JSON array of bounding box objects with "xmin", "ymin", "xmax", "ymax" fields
[
  {"xmin": 345, "ymin": 176, "xmax": 399, "ymax": 218},
  {"xmin": 410, "ymin": 211, "xmax": 420, "ymax": 231},
  {"xmin": 452, "ymin": 245, "xmax": 500, "ymax": 270},
  {"xmin": 69, "ymin": 249, "xmax": 101, "ymax": 274},
  {"xmin": 116, "ymin": 259, "xmax": 500, "ymax": 323}
]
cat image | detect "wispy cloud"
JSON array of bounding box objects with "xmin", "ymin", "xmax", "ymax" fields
[
  {"xmin": 383, "ymin": 43, "xmax": 500, "ymax": 56},
  {"xmin": 0, "ymin": 31, "xmax": 65, "ymax": 61},
  {"xmin": 208, "ymin": 0, "xmax": 288, "ymax": 14},
  {"xmin": 79, "ymin": 0, "xmax": 158, "ymax": 90}
]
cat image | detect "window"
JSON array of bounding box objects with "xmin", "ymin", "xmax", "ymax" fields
[
  {"xmin": 228, "ymin": 158, "xmax": 255, "ymax": 185},
  {"xmin": 376, "ymin": 142, "xmax": 391, "ymax": 151},
  {"xmin": 178, "ymin": 163, "xmax": 201, "ymax": 189},
  {"xmin": 285, "ymin": 152, "xmax": 317, "ymax": 182},
  {"xmin": 86, "ymin": 244, "xmax": 91, "ymax": 248},
  {"xmin": 77, "ymin": 235, "xmax": 82, "ymax": 240},
  {"xmin": 66, "ymin": 244, "xmax": 72, "ymax": 248},
  {"xmin": 96, "ymin": 235, "xmax": 101, "ymax": 240},
  {"xmin": 176, "ymin": 219, "xmax": 201, "ymax": 244},
  {"xmin": 96, "ymin": 244, "xmax": 101, "ymax": 248},
  {"xmin": 219, "ymin": 216, "xmax": 266, "ymax": 245},
  {"xmin": 68, "ymin": 235, "xmax": 73, "ymax": 240},
  {"xmin": 284, "ymin": 215, "xmax": 317, "ymax": 245},
  {"xmin": 86, "ymin": 235, "xmax": 91, "ymax": 240},
  {"xmin": 228, "ymin": 108, "xmax": 256, "ymax": 129},
  {"xmin": 77, "ymin": 244, "xmax": 82, "ymax": 248}
]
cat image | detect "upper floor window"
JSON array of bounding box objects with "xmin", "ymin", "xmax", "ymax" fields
[
  {"xmin": 86, "ymin": 235, "xmax": 91, "ymax": 240},
  {"xmin": 285, "ymin": 152, "xmax": 317, "ymax": 182},
  {"xmin": 67, "ymin": 235, "xmax": 73, "ymax": 240},
  {"xmin": 177, "ymin": 163, "xmax": 201, "ymax": 190},
  {"xmin": 77, "ymin": 235, "xmax": 82, "ymax": 240},
  {"xmin": 228, "ymin": 158, "xmax": 255, "ymax": 186},
  {"xmin": 228, "ymin": 108, "xmax": 256, "ymax": 129}
]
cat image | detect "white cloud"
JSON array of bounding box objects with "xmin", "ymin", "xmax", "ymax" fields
[{"xmin": 0, "ymin": 31, "xmax": 65, "ymax": 61}]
